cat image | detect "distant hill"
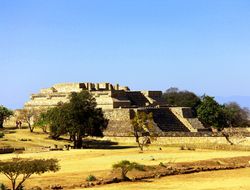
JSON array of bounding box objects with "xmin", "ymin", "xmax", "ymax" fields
[{"xmin": 215, "ymin": 96, "xmax": 250, "ymax": 109}]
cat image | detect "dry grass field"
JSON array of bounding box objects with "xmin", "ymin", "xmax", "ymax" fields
[
  {"xmin": 84, "ymin": 168, "xmax": 250, "ymax": 190},
  {"xmin": 1, "ymin": 128, "xmax": 250, "ymax": 189}
]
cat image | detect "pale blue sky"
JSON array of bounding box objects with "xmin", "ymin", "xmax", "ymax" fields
[{"xmin": 1, "ymin": 0, "xmax": 250, "ymax": 109}]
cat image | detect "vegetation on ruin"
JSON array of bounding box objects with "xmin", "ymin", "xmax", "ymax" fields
[
  {"xmin": 0, "ymin": 105, "xmax": 13, "ymax": 129},
  {"xmin": 39, "ymin": 90, "xmax": 108, "ymax": 149},
  {"xmin": 0, "ymin": 158, "xmax": 59, "ymax": 190},
  {"xmin": 131, "ymin": 112, "xmax": 157, "ymax": 151},
  {"xmin": 112, "ymin": 160, "xmax": 145, "ymax": 181}
]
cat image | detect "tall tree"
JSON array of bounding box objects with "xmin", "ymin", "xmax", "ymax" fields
[
  {"xmin": 45, "ymin": 91, "xmax": 108, "ymax": 148},
  {"xmin": 197, "ymin": 96, "xmax": 227, "ymax": 129},
  {"xmin": 0, "ymin": 105, "xmax": 13, "ymax": 128}
]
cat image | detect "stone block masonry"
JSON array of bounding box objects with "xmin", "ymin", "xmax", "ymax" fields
[{"xmin": 13, "ymin": 82, "xmax": 207, "ymax": 135}]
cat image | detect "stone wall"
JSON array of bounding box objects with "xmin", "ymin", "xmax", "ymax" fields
[
  {"xmin": 104, "ymin": 109, "xmax": 134, "ymax": 136},
  {"xmin": 53, "ymin": 83, "xmax": 81, "ymax": 93},
  {"xmin": 102, "ymin": 136, "xmax": 250, "ymax": 146}
]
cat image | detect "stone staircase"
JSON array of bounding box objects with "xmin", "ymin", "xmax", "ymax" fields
[
  {"xmin": 126, "ymin": 92, "xmax": 150, "ymax": 107},
  {"xmin": 187, "ymin": 118, "xmax": 210, "ymax": 132},
  {"xmin": 169, "ymin": 107, "xmax": 207, "ymax": 132},
  {"xmin": 145, "ymin": 108, "xmax": 190, "ymax": 132}
]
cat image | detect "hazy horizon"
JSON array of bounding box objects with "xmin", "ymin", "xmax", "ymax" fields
[{"xmin": 1, "ymin": 0, "xmax": 250, "ymax": 109}]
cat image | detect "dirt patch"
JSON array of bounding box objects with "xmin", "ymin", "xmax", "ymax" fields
[{"xmin": 80, "ymin": 156, "xmax": 250, "ymax": 188}]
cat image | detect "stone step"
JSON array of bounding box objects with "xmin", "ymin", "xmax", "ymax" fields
[{"xmin": 144, "ymin": 108, "xmax": 191, "ymax": 132}]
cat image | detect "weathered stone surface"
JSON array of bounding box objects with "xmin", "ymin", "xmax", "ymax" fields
[
  {"xmin": 14, "ymin": 82, "xmax": 207, "ymax": 134},
  {"xmin": 24, "ymin": 82, "xmax": 165, "ymax": 110}
]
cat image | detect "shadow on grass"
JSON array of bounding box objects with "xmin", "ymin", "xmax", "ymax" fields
[
  {"xmin": 1, "ymin": 126, "xmax": 17, "ymax": 131},
  {"xmin": 82, "ymin": 139, "xmax": 137, "ymax": 149},
  {"xmin": 1, "ymin": 129, "xmax": 16, "ymax": 134},
  {"xmin": 83, "ymin": 145, "xmax": 137, "ymax": 150}
]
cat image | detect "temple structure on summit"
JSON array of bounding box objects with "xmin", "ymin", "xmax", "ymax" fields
[
  {"xmin": 23, "ymin": 82, "xmax": 206, "ymax": 135},
  {"xmin": 24, "ymin": 82, "xmax": 166, "ymax": 110}
]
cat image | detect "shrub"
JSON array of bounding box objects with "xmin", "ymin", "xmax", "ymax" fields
[
  {"xmin": 0, "ymin": 183, "xmax": 7, "ymax": 190},
  {"xmin": 180, "ymin": 145, "xmax": 196, "ymax": 151},
  {"xmin": 187, "ymin": 147, "xmax": 195, "ymax": 151},
  {"xmin": 180, "ymin": 146, "xmax": 185, "ymax": 150},
  {"xmin": 0, "ymin": 132, "xmax": 4, "ymax": 138},
  {"xmin": 19, "ymin": 138, "xmax": 31, "ymax": 141},
  {"xmin": 113, "ymin": 160, "xmax": 145, "ymax": 181},
  {"xmin": 86, "ymin": 174, "xmax": 96, "ymax": 181}
]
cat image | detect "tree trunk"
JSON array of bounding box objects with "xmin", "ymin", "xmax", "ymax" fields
[
  {"xmin": 76, "ymin": 134, "xmax": 83, "ymax": 149},
  {"xmin": 0, "ymin": 119, "xmax": 4, "ymax": 128},
  {"xmin": 28, "ymin": 123, "xmax": 34, "ymax": 132},
  {"xmin": 222, "ymin": 132, "xmax": 234, "ymax": 145},
  {"xmin": 138, "ymin": 143, "xmax": 143, "ymax": 151},
  {"xmin": 135, "ymin": 135, "xmax": 143, "ymax": 151},
  {"xmin": 121, "ymin": 169, "xmax": 130, "ymax": 181},
  {"xmin": 73, "ymin": 135, "xmax": 76, "ymax": 149},
  {"xmin": 11, "ymin": 180, "xmax": 16, "ymax": 190}
]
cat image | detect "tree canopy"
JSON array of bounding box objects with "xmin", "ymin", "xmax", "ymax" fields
[
  {"xmin": 162, "ymin": 87, "xmax": 201, "ymax": 108},
  {"xmin": 0, "ymin": 158, "xmax": 59, "ymax": 190},
  {"xmin": 197, "ymin": 96, "xmax": 250, "ymax": 130},
  {"xmin": 18, "ymin": 108, "xmax": 41, "ymax": 132},
  {"xmin": 224, "ymin": 102, "xmax": 250, "ymax": 128},
  {"xmin": 0, "ymin": 105, "xmax": 13, "ymax": 128},
  {"xmin": 197, "ymin": 96, "xmax": 227, "ymax": 129},
  {"xmin": 43, "ymin": 90, "xmax": 108, "ymax": 148}
]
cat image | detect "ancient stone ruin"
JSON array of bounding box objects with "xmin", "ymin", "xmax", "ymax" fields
[{"xmin": 23, "ymin": 82, "xmax": 206, "ymax": 136}]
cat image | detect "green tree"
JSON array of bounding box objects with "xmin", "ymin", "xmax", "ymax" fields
[
  {"xmin": 197, "ymin": 96, "xmax": 227, "ymax": 129},
  {"xmin": 0, "ymin": 158, "xmax": 59, "ymax": 190},
  {"xmin": 162, "ymin": 87, "xmax": 201, "ymax": 109},
  {"xmin": 112, "ymin": 160, "xmax": 145, "ymax": 181},
  {"xmin": 0, "ymin": 106, "xmax": 13, "ymax": 128},
  {"xmin": 45, "ymin": 91, "xmax": 108, "ymax": 149},
  {"xmin": 131, "ymin": 112, "xmax": 156, "ymax": 151},
  {"xmin": 34, "ymin": 112, "xmax": 49, "ymax": 133}
]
